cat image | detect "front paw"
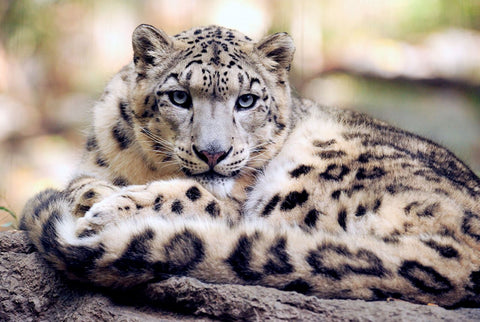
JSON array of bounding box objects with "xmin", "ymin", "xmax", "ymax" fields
[
  {"xmin": 66, "ymin": 176, "xmax": 119, "ymax": 217},
  {"xmin": 75, "ymin": 191, "xmax": 141, "ymax": 237}
]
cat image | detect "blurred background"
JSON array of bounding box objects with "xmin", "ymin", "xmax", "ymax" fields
[{"xmin": 1, "ymin": 0, "xmax": 480, "ymax": 229}]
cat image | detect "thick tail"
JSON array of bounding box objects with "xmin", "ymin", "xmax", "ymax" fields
[{"xmin": 20, "ymin": 189, "xmax": 480, "ymax": 307}]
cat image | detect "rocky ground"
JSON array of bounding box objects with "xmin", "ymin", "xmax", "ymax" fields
[{"xmin": 1, "ymin": 230, "xmax": 479, "ymax": 321}]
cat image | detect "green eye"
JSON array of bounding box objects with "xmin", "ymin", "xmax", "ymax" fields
[
  {"xmin": 168, "ymin": 91, "xmax": 191, "ymax": 108},
  {"xmin": 236, "ymin": 94, "xmax": 258, "ymax": 110}
]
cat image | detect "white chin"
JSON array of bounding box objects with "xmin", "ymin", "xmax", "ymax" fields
[{"xmin": 197, "ymin": 177, "xmax": 234, "ymax": 198}]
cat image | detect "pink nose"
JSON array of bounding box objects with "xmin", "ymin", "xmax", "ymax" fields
[
  {"xmin": 199, "ymin": 150, "xmax": 226, "ymax": 167},
  {"xmin": 193, "ymin": 146, "xmax": 231, "ymax": 168}
]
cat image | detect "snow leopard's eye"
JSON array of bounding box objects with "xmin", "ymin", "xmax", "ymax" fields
[
  {"xmin": 236, "ymin": 94, "xmax": 258, "ymax": 110},
  {"xmin": 168, "ymin": 91, "xmax": 192, "ymax": 109}
]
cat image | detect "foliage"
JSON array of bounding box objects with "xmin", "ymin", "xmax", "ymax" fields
[{"xmin": 1, "ymin": 206, "xmax": 17, "ymax": 228}]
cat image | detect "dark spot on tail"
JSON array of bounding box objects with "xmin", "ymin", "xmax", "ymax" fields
[
  {"xmin": 155, "ymin": 229, "xmax": 205, "ymax": 275},
  {"xmin": 63, "ymin": 244, "xmax": 105, "ymax": 278},
  {"xmin": 40, "ymin": 210, "xmax": 62, "ymax": 256},
  {"xmin": 263, "ymin": 237, "xmax": 293, "ymax": 274},
  {"xmin": 30, "ymin": 189, "xmax": 64, "ymax": 220},
  {"xmin": 38, "ymin": 207, "xmax": 106, "ymax": 278},
  {"xmin": 348, "ymin": 249, "xmax": 388, "ymax": 277},
  {"xmin": 283, "ymin": 279, "xmax": 312, "ymax": 294},
  {"xmin": 398, "ymin": 260, "xmax": 453, "ymax": 294},
  {"xmin": 226, "ymin": 234, "xmax": 263, "ymax": 281},
  {"xmin": 307, "ymin": 243, "xmax": 388, "ymax": 280},
  {"xmin": 112, "ymin": 228, "xmax": 155, "ymax": 276},
  {"xmin": 306, "ymin": 243, "xmax": 344, "ymax": 280},
  {"xmin": 467, "ymin": 270, "xmax": 480, "ymax": 295}
]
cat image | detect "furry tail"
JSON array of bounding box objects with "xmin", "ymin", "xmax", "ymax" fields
[{"xmin": 20, "ymin": 189, "xmax": 480, "ymax": 307}]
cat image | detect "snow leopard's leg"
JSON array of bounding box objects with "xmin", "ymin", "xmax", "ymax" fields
[{"xmin": 75, "ymin": 178, "xmax": 241, "ymax": 237}]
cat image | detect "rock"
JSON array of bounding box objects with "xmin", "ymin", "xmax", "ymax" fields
[{"xmin": 1, "ymin": 230, "xmax": 479, "ymax": 321}]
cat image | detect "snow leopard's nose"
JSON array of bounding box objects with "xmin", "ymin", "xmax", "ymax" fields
[{"xmin": 193, "ymin": 145, "xmax": 232, "ymax": 168}]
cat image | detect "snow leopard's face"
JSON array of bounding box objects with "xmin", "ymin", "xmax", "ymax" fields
[{"xmin": 130, "ymin": 25, "xmax": 294, "ymax": 194}]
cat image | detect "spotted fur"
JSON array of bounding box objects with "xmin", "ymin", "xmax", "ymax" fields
[{"xmin": 20, "ymin": 25, "xmax": 480, "ymax": 308}]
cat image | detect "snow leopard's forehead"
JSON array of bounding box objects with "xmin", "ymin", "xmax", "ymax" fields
[
  {"xmin": 170, "ymin": 25, "xmax": 256, "ymax": 75},
  {"xmin": 173, "ymin": 25, "xmax": 254, "ymax": 45}
]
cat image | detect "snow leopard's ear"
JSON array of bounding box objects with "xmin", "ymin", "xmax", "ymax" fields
[
  {"xmin": 256, "ymin": 32, "xmax": 295, "ymax": 72},
  {"xmin": 132, "ymin": 24, "xmax": 173, "ymax": 67}
]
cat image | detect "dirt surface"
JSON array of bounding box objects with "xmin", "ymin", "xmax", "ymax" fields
[{"xmin": 1, "ymin": 230, "xmax": 479, "ymax": 321}]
